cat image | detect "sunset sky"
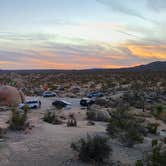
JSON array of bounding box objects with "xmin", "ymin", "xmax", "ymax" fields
[{"xmin": 0, "ymin": 0, "xmax": 166, "ymax": 69}]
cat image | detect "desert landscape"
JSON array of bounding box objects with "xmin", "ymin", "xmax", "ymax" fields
[
  {"xmin": 0, "ymin": 0, "xmax": 166, "ymax": 165},
  {"xmin": 0, "ymin": 63, "xmax": 166, "ymax": 166}
]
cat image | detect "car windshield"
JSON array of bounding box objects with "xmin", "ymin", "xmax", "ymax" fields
[{"xmin": 26, "ymin": 101, "xmax": 38, "ymax": 104}]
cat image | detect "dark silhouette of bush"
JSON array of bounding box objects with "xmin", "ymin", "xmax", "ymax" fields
[
  {"xmin": 43, "ymin": 111, "xmax": 63, "ymax": 125},
  {"xmin": 107, "ymin": 105, "xmax": 145, "ymax": 147},
  {"xmin": 135, "ymin": 160, "xmax": 144, "ymax": 166},
  {"xmin": 120, "ymin": 125, "xmax": 144, "ymax": 147},
  {"xmin": 146, "ymin": 123, "xmax": 158, "ymax": 134},
  {"xmin": 9, "ymin": 106, "xmax": 29, "ymax": 130},
  {"xmin": 67, "ymin": 113, "xmax": 77, "ymax": 127},
  {"xmin": 147, "ymin": 142, "xmax": 166, "ymax": 166},
  {"xmin": 136, "ymin": 140, "xmax": 166, "ymax": 166},
  {"xmin": 71, "ymin": 135, "xmax": 112, "ymax": 163}
]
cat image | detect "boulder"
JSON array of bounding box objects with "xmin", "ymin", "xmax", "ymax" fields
[
  {"xmin": 87, "ymin": 104, "xmax": 111, "ymax": 122},
  {"xmin": 0, "ymin": 86, "xmax": 25, "ymax": 107}
]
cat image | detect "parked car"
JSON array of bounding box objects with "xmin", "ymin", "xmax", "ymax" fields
[
  {"xmin": 42, "ymin": 91, "xmax": 56, "ymax": 97},
  {"xmin": 19, "ymin": 99, "xmax": 41, "ymax": 109},
  {"xmin": 52, "ymin": 99, "xmax": 71, "ymax": 109},
  {"xmin": 80, "ymin": 98, "xmax": 95, "ymax": 107},
  {"xmin": 87, "ymin": 92, "xmax": 104, "ymax": 98}
]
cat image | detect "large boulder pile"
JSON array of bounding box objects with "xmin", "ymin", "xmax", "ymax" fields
[
  {"xmin": 87, "ymin": 104, "xmax": 111, "ymax": 122},
  {"xmin": 0, "ymin": 86, "xmax": 25, "ymax": 107}
]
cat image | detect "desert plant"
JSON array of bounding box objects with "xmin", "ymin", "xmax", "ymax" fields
[
  {"xmin": 121, "ymin": 125, "xmax": 144, "ymax": 147},
  {"xmin": 67, "ymin": 113, "xmax": 77, "ymax": 127},
  {"xmin": 107, "ymin": 106, "xmax": 134, "ymax": 136},
  {"xmin": 135, "ymin": 160, "xmax": 144, "ymax": 166},
  {"xmin": 146, "ymin": 123, "xmax": 158, "ymax": 134},
  {"xmin": 43, "ymin": 111, "xmax": 63, "ymax": 125},
  {"xmin": 147, "ymin": 141, "xmax": 166, "ymax": 166},
  {"xmin": 71, "ymin": 134, "xmax": 112, "ymax": 163},
  {"xmin": 135, "ymin": 138, "xmax": 166, "ymax": 165},
  {"xmin": 9, "ymin": 107, "xmax": 29, "ymax": 130},
  {"xmin": 0, "ymin": 127, "xmax": 6, "ymax": 138},
  {"xmin": 152, "ymin": 139, "xmax": 158, "ymax": 147},
  {"xmin": 152, "ymin": 104, "xmax": 164, "ymax": 117},
  {"xmin": 107, "ymin": 105, "xmax": 145, "ymax": 147},
  {"xmin": 164, "ymin": 137, "xmax": 166, "ymax": 144}
]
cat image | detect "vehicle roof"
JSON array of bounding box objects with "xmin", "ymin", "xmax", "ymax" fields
[{"xmin": 26, "ymin": 99, "xmax": 38, "ymax": 102}]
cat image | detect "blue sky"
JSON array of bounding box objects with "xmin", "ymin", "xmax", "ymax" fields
[{"xmin": 0, "ymin": 0, "xmax": 166, "ymax": 69}]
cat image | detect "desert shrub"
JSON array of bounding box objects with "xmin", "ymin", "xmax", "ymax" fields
[
  {"xmin": 0, "ymin": 127, "xmax": 6, "ymax": 138},
  {"xmin": 107, "ymin": 105, "xmax": 145, "ymax": 147},
  {"xmin": 147, "ymin": 141, "xmax": 166, "ymax": 166},
  {"xmin": 107, "ymin": 106, "xmax": 133, "ymax": 136},
  {"xmin": 67, "ymin": 113, "xmax": 77, "ymax": 127},
  {"xmin": 87, "ymin": 111, "xmax": 96, "ymax": 120},
  {"xmin": 9, "ymin": 107, "xmax": 29, "ymax": 130},
  {"xmin": 146, "ymin": 123, "xmax": 158, "ymax": 134},
  {"xmin": 135, "ymin": 138, "xmax": 166, "ymax": 165},
  {"xmin": 164, "ymin": 137, "xmax": 166, "ymax": 144},
  {"xmin": 71, "ymin": 135, "xmax": 112, "ymax": 163},
  {"xmin": 135, "ymin": 160, "xmax": 144, "ymax": 166},
  {"xmin": 152, "ymin": 139, "xmax": 158, "ymax": 147},
  {"xmin": 152, "ymin": 104, "xmax": 165, "ymax": 117},
  {"xmin": 43, "ymin": 111, "xmax": 63, "ymax": 125},
  {"xmin": 120, "ymin": 125, "xmax": 144, "ymax": 147},
  {"xmin": 123, "ymin": 91, "xmax": 145, "ymax": 110}
]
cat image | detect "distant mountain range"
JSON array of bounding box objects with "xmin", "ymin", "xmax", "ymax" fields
[
  {"xmin": 115, "ymin": 61, "xmax": 166, "ymax": 72},
  {"xmin": 0, "ymin": 61, "xmax": 166, "ymax": 73}
]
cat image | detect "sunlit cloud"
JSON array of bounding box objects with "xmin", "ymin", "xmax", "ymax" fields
[
  {"xmin": 125, "ymin": 43, "xmax": 166, "ymax": 60},
  {"xmin": 0, "ymin": 0, "xmax": 165, "ymax": 69}
]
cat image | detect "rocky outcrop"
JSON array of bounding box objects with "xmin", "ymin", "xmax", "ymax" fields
[{"xmin": 0, "ymin": 86, "xmax": 25, "ymax": 107}]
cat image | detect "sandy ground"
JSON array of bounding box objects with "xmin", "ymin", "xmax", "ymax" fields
[
  {"xmin": 0, "ymin": 97, "xmax": 106, "ymax": 166},
  {"xmin": 0, "ymin": 96, "xmax": 166, "ymax": 166}
]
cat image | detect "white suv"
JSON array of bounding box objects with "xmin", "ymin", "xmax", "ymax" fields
[{"xmin": 19, "ymin": 99, "xmax": 41, "ymax": 109}]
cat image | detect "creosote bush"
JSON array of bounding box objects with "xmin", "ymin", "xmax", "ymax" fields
[
  {"xmin": 151, "ymin": 104, "xmax": 166, "ymax": 122},
  {"xmin": 0, "ymin": 127, "xmax": 6, "ymax": 138},
  {"xmin": 43, "ymin": 111, "xmax": 63, "ymax": 125},
  {"xmin": 146, "ymin": 123, "xmax": 158, "ymax": 134},
  {"xmin": 120, "ymin": 125, "xmax": 144, "ymax": 147},
  {"xmin": 107, "ymin": 105, "xmax": 145, "ymax": 147},
  {"xmin": 148, "ymin": 143, "xmax": 166, "ymax": 165},
  {"xmin": 135, "ymin": 160, "xmax": 143, "ymax": 166},
  {"xmin": 71, "ymin": 134, "xmax": 112, "ymax": 163},
  {"xmin": 136, "ymin": 140, "xmax": 166, "ymax": 166}
]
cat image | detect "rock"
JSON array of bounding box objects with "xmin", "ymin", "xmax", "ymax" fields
[
  {"xmin": 87, "ymin": 104, "xmax": 111, "ymax": 122},
  {"xmin": 94, "ymin": 98, "xmax": 110, "ymax": 107},
  {"xmin": 0, "ymin": 86, "xmax": 25, "ymax": 107}
]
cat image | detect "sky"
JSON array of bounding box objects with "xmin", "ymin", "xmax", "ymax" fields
[{"xmin": 0, "ymin": 0, "xmax": 166, "ymax": 69}]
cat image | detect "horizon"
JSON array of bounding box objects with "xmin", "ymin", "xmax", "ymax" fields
[
  {"xmin": 0, "ymin": 0, "xmax": 166, "ymax": 69},
  {"xmin": 0, "ymin": 61, "xmax": 165, "ymax": 71}
]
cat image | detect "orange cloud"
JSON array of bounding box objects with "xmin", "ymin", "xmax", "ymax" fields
[{"xmin": 126, "ymin": 43, "xmax": 166, "ymax": 60}]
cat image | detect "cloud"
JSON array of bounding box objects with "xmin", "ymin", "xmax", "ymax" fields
[
  {"xmin": 96, "ymin": 0, "xmax": 152, "ymax": 21},
  {"xmin": 0, "ymin": 32, "xmax": 165, "ymax": 69},
  {"xmin": 147, "ymin": 0, "xmax": 166, "ymax": 12},
  {"xmin": 124, "ymin": 42, "xmax": 166, "ymax": 60}
]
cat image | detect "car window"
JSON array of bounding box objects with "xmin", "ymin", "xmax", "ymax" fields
[{"xmin": 26, "ymin": 101, "xmax": 38, "ymax": 104}]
